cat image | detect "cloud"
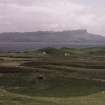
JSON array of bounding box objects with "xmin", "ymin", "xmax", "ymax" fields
[{"xmin": 0, "ymin": 0, "xmax": 105, "ymax": 35}]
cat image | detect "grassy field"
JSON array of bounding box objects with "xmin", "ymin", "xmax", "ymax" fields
[{"xmin": 0, "ymin": 47, "xmax": 105, "ymax": 105}]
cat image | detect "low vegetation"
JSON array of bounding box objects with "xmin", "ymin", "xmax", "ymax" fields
[{"xmin": 0, "ymin": 47, "xmax": 105, "ymax": 105}]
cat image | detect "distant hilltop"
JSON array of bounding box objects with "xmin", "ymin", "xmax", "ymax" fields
[
  {"xmin": 62, "ymin": 29, "xmax": 87, "ymax": 33},
  {"xmin": 0, "ymin": 29, "xmax": 104, "ymax": 42},
  {"xmin": 1, "ymin": 29, "xmax": 88, "ymax": 34},
  {"xmin": 0, "ymin": 29, "xmax": 105, "ymax": 52}
]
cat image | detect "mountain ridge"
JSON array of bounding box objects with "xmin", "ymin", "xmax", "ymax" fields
[{"xmin": 0, "ymin": 29, "xmax": 105, "ymax": 51}]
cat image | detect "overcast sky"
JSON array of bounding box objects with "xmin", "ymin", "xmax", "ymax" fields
[{"xmin": 0, "ymin": 0, "xmax": 105, "ymax": 35}]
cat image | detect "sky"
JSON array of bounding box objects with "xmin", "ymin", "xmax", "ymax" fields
[{"xmin": 0, "ymin": 0, "xmax": 105, "ymax": 35}]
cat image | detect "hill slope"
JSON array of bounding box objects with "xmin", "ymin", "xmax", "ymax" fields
[{"xmin": 0, "ymin": 29, "xmax": 105, "ymax": 51}]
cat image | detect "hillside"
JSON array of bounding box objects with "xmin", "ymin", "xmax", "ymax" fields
[
  {"xmin": 0, "ymin": 30, "xmax": 105, "ymax": 51},
  {"xmin": 0, "ymin": 48, "xmax": 105, "ymax": 105}
]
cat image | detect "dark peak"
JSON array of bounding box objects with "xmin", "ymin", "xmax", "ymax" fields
[
  {"xmin": 70, "ymin": 29, "xmax": 87, "ymax": 33},
  {"xmin": 51, "ymin": 29, "xmax": 87, "ymax": 32},
  {"xmin": 0, "ymin": 29, "xmax": 88, "ymax": 34}
]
